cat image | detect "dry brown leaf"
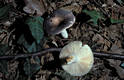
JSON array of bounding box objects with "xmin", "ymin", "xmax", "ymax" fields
[
  {"xmin": 61, "ymin": 3, "xmax": 82, "ymax": 13},
  {"xmin": 107, "ymin": 44, "xmax": 124, "ymax": 79},
  {"xmin": 104, "ymin": 39, "xmax": 111, "ymax": 48},
  {"xmin": 92, "ymin": 34, "xmax": 104, "ymax": 44},
  {"xmin": 107, "ymin": 0, "xmax": 115, "ymax": 6},
  {"xmin": 119, "ymin": 7, "xmax": 124, "ymax": 14}
]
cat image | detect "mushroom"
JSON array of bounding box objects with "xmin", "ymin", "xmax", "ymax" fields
[
  {"xmin": 23, "ymin": 0, "xmax": 46, "ymax": 16},
  {"xmin": 44, "ymin": 9, "xmax": 75, "ymax": 38},
  {"xmin": 59, "ymin": 41, "xmax": 94, "ymax": 76}
]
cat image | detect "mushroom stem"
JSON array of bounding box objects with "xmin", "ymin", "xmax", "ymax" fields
[
  {"xmin": 61, "ymin": 29, "xmax": 68, "ymax": 38},
  {"xmin": 67, "ymin": 56, "xmax": 77, "ymax": 64}
]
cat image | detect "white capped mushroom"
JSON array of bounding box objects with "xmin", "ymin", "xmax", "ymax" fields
[
  {"xmin": 59, "ymin": 41, "xmax": 94, "ymax": 76},
  {"xmin": 44, "ymin": 9, "xmax": 75, "ymax": 38}
]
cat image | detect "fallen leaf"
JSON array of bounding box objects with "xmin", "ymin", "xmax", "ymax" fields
[
  {"xmin": 92, "ymin": 34, "xmax": 104, "ymax": 44},
  {"xmin": 107, "ymin": 0, "xmax": 114, "ymax": 5},
  {"xmin": 0, "ymin": 4, "xmax": 11, "ymax": 21},
  {"xmin": 116, "ymin": 0, "xmax": 124, "ymax": 5},
  {"xmin": 24, "ymin": 57, "xmax": 40, "ymax": 77},
  {"xmin": 119, "ymin": 7, "xmax": 124, "ymax": 14},
  {"xmin": 107, "ymin": 59, "xmax": 124, "ymax": 79},
  {"xmin": 107, "ymin": 44, "xmax": 124, "ymax": 79},
  {"xmin": 110, "ymin": 18, "xmax": 124, "ymax": 24},
  {"xmin": 83, "ymin": 9, "xmax": 104, "ymax": 26},
  {"xmin": 25, "ymin": 16, "xmax": 44, "ymax": 44},
  {"xmin": 0, "ymin": 44, "xmax": 10, "ymax": 74}
]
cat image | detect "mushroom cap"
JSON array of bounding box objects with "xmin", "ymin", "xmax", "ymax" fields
[
  {"xmin": 44, "ymin": 9, "xmax": 75, "ymax": 35},
  {"xmin": 59, "ymin": 41, "xmax": 94, "ymax": 76},
  {"xmin": 23, "ymin": 0, "xmax": 46, "ymax": 16}
]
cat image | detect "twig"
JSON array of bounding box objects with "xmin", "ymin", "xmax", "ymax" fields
[
  {"xmin": 0, "ymin": 48, "xmax": 61, "ymax": 60},
  {"xmin": 93, "ymin": 51, "xmax": 124, "ymax": 60},
  {"xmin": 0, "ymin": 48, "xmax": 124, "ymax": 60}
]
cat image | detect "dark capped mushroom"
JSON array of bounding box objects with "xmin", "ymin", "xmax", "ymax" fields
[
  {"xmin": 44, "ymin": 9, "xmax": 75, "ymax": 38},
  {"xmin": 23, "ymin": 0, "xmax": 46, "ymax": 16}
]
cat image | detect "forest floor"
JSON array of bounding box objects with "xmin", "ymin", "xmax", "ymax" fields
[{"xmin": 0, "ymin": 0, "xmax": 124, "ymax": 80}]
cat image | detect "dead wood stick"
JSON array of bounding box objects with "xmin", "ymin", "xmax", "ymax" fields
[{"xmin": 0, "ymin": 48, "xmax": 124, "ymax": 60}]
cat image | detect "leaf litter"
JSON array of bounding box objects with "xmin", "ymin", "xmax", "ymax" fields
[{"xmin": 0, "ymin": 0, "xmax": 124, "ymax": 80}]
